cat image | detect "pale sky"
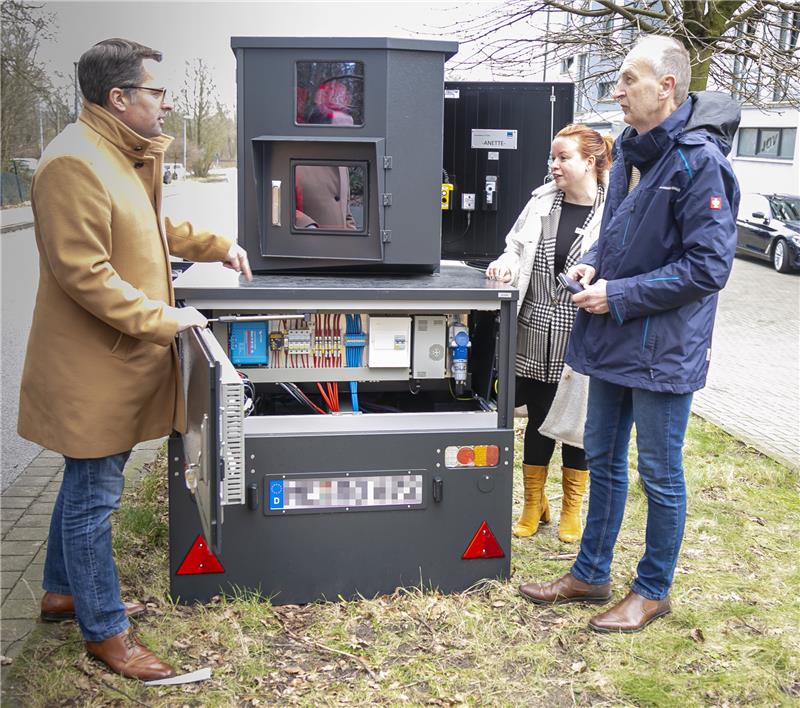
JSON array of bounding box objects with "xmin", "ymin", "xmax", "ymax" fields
[{"xmin": 38, "ymin": 0, "xmax": 522, "ymax": 112}]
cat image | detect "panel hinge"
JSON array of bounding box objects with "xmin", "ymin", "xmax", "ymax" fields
[
  {"xmin": 383, "ymin": 156, "xmax": 393, "ymax": 169},
  {"xmin": 381, "ymin": 193, "xmax": 393, "ymax": 206},
  {"xmin": 381, "ymin": 230, "xmax": 392, "ymax": 243}
]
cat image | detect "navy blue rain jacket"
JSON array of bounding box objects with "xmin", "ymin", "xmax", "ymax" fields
[{"xmin": 566, "ymin": 92, "xmax": 741, "ymax": 393}]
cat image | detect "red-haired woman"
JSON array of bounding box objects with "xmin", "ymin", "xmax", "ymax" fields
[{"xmin": 487, "ymin": 124, "xmax": 613, "ymax": 543}]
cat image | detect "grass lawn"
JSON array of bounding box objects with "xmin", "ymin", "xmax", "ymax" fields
[{"xmin": 6, "ymin": 415, "xmax": 799, "ymax": 706}]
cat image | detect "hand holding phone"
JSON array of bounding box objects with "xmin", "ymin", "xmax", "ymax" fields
[{"xmin": 557, "ymin": 272, "xmax": 585, "ymax": 295}]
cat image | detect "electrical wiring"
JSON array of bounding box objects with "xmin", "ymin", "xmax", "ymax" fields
[
  {"xmin": 472, "ymin": 394, "xmax": 494, "ymax": 412},
  {"xmin": 315, "ymin": 382, "xmax": 339, "ymax": 413},
  {"xmin": 327, "ymin": 382, "xmax": 339, "ymax": 412},
  {"xmin": 285, "ymin": 382, "xmax": 326, "ymax": 415},
  {"xmin": 278, "ymin": 382, "xmax": 325, "ymax": 414},
  {"xmin": 443, "ymin": 211, "xmax": 472, "ymax": 245},
  {"xmin": 448, "ymin": 378, "xmax": 473, "ymax": 401},
  {"xmin": 343, "ymin": 313, "xmax": 366, "ymax": 412},
  {"xmin": 278, "ymin": 382, "xmax": 305, "ymax": 408},
  {"xmin": 316, "ymin": 382, "xmax": 334, "ymax": 411},
  {"xmin": 348, "ymin": 381, "xmax": 359, "ymax": 412},
  {"xmin": 237, "ymin": 371, "xmax": 256, "ymax": 417}
]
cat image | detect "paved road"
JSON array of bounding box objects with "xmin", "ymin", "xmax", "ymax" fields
[
  {"xmin": 693, "ymin": 255, "xmax": 800, "ymax": 469},
  {"xmin": 0, "ymin": 169, "xmax": 238, "ymax": 491},
  {"xmin": 1, "ymin": 225, "xmax": 41, "ymax": 490}
]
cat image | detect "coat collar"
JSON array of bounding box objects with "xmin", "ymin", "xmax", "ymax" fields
[
  {"xmin": 618, "ymin": 98, "xmax": 692, "ymax": 168},
  {"xmin": 79, "ymin": 101, "xmax": 173, "ymax": 157}
]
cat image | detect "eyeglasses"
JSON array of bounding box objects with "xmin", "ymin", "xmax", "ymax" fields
[{"xmin": 121, "ymin": 85, "xmax": 168, "ymax": 102}]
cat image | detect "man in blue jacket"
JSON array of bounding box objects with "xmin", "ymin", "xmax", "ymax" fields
[{"xmin": 519, "ymin": 35, "xmax": 740, "ymax": 632}]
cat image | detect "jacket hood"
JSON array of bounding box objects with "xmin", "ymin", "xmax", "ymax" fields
[
  {"xmin": 617, "ymin": 91, "xmax": 741, "ymax": 164},
  {"xmin": 680, "ymin": 91, "xmax": 741, "ymax": 156}
]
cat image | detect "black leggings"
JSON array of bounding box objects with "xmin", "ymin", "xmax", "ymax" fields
[{"xmin": 515, "ymin": 377, "xmax": 587, "ymax": 469}]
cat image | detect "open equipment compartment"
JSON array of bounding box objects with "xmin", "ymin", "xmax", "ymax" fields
[{"xmin": 169, "ymin": 262, "xmax": 518, "ymax": 605}]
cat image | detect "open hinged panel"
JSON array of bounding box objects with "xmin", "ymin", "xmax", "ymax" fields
[
  {"xmin": 252, "ymin": 136, "xmax": 387, "ymax": 264},
  {"xmin": 179, "ymin": 327, "xmax": 245, "ymax": 555}
]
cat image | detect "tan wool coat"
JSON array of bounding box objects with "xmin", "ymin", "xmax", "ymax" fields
[{"xmin": 18, "ymin": 102, "xmax": 232, "ymax": 458}]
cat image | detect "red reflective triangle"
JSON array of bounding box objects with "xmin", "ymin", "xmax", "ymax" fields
[
  {"xmin": 462, "ymin": 521, "xmax": 505, "ymax": 559},
  {"xmin": 176, "ymin": 534, "xmax": 225, "ymax": 575}
]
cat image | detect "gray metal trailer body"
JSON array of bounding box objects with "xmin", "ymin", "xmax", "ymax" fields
[{"xmin": 170, "ymin": 263, "xmax": 518, "ymax": 605}]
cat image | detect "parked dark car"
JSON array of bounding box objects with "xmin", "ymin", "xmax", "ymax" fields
[{"xmin": 736, "ymin": 193, "xmax": 800, "ymax": 273}]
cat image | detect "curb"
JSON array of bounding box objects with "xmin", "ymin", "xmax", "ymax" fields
[{"xmin": 0, "ymin": 222, "xmax": 34, "ymax": 234}]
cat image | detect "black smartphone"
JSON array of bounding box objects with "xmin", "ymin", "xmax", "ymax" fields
[{"xmin": 557, "ymin": 272, "xmax": 585, "ymax": 295}]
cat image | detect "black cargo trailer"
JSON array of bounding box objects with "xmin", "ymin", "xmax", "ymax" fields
[{"xmin": 441, "ymin": 82, "xmax": 575, "ymax": 263}]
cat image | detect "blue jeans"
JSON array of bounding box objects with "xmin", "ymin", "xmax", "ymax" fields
[
  {"xmin": 571, "ymin": 378, "xmax": 693, "ymax": 600},
  {"xmin": 43, "ymin": 451, "xmax": 131, "ymax": 641}
]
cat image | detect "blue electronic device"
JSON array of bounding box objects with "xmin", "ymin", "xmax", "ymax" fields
[{"xmin": 229, "ymin": 322, "xmax": 269, "ymax": 366}]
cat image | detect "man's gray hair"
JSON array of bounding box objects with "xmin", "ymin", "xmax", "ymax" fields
[
  {"xmin": 630, "ymin": 35, "xmax": 691, "ymax": 105},
  {"xmin": 78, "ymin": 38, "xmax": 162, "ymax": 106}
]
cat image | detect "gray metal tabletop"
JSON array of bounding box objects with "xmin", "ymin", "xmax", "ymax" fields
[{"xmin": 173, "ymin": 261, "xmax": 518, "ymax": 304}]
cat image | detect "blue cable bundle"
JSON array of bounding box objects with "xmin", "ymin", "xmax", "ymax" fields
[{"xmin": 344, "ymin": 314, "xmax": 366, "ymax": 412}]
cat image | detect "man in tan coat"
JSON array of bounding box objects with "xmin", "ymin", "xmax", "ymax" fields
[{"xmin": 17, "ymin": 38, "xmax": 251, "ymax": 680}]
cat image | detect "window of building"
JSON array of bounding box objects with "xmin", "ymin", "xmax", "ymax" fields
[
  {"xmin": 737, "ymin": 127, "xmax": 796, "ymax": 159},
  {"xmin": 575, "ymin": 54, "xmax": 588, "ymax": 113},
  {"xmin": 296, "ymin": 61, "xmax": 364, "ymax": 126},
  {"xmin": 292, "ymin": 161, "xmax": 367, "ymax": 234},
  {"xmin": 560, "ymin": 57, "xmax": 574, "ymax": 74},
  {"xmin": 597, "ymin": 81, "xmax": 615, "ymax": 101}
]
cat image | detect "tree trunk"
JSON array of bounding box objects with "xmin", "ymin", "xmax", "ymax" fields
[{"xmin": 688, "ymin": 43, "xmax": 713, "ymax": 92}]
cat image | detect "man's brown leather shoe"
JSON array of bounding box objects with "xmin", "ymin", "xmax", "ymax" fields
[
  {"xmin": 519, "ymin": 572, "xmax": 612, "ymax": 605},
  {"xmin": 40, "ymin": 592, "xmax": 146, "ymax": 623},
  {"xmin": 86, "ymin": 627, "xmax": 176, "ymax": 680},
  {"xmin": 588, "ymin": 591, "xmax": 671, "ymax": 633}
]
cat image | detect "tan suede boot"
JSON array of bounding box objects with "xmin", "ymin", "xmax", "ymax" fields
[
  {"xmin": 513, "ymin": 464, "xmax": 550, "ymax": 537},
  {"xmin": 559, "ymin": 467, "xmax": 589, "ymax": 543}
]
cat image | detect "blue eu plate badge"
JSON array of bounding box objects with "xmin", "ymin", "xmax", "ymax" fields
[{"xmin": 269, "ymin": 480, "xmax": 284, "ymax": 510}]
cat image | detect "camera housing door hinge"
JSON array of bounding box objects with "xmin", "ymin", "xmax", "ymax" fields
[
  {"xmin": 381, "ymin": 229, "xmax": 392, "ymax": 243},
  {"xmin": 381, "ymin": 193, "xmax": 393, "ymax": 206},
  {"xmin": 383, "ymin": 156, "xmax": 393, "ymax": 169}
]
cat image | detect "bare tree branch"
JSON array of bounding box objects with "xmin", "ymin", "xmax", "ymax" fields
[{"xmin": 438, "ymin": 0, "xmax": 800, "ymax": 109}]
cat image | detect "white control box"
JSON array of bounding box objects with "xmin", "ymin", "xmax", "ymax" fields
[
  {"xmin": 368, "ymin": 317, "xmax": 412, "ymax": 368},
  {"xmin": 412, "ymin": 316, "xmax": 447, "ymax": 379}
]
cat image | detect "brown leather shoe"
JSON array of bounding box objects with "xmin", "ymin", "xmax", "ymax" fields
[
  {"xmin": 588, "ymin": 591, "xmax": 671, "ymax": 633},
  {"xmin": 40, "ymin": 592, "xmax": 146, "ymax": 623},
  {"xmin": 86, "ymin": 626, "xmax": 176, "ymax": 680},
  {"xmin": 519, "ymin": 572, "xmax": 612, "ymax": 605}
]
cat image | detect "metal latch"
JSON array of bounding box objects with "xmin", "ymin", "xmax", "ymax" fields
[{"xmin": 433, "ymin": 476, "xmax": 444, "ymax": 503}]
